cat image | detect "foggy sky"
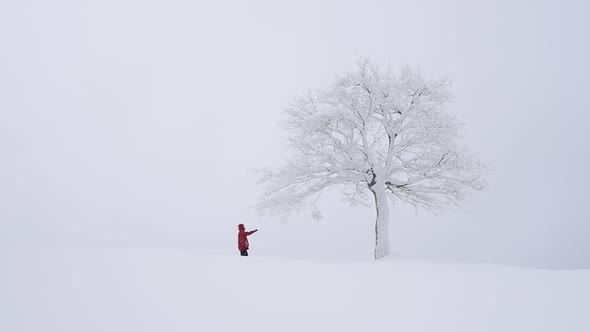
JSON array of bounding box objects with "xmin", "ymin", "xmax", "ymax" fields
[{"xmin": 1, "ymin": 0, "xmax": 588, "ymax": 268}]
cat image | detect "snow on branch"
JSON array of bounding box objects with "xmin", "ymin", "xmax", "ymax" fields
[{"xmin": 257, "ymin": 59, "xmax": 485, "ymax": 221}]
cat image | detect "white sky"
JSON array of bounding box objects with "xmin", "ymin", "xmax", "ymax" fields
[{"xmin": 1, "ymin": 0, "xmax": 588, "ymax": 268}]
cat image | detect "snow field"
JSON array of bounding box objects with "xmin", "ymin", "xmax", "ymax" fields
[{"xmin": 3, "ymin": 246, "xmax": 589, "ymax": 332}]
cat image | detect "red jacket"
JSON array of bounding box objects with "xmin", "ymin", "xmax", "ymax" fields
[{"xmin": 238, "ymin": 224, "xmax": 257, "ymax": 251}]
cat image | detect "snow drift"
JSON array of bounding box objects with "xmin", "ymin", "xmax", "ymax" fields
[{"xmin": 3, "ymin": 246, "xmax": 589, "ymax": 332}]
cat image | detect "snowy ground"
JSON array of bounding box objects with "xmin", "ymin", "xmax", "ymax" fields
[{"xmin": 3, "ymin": 246, "xmax": 590, "ymax": 332}]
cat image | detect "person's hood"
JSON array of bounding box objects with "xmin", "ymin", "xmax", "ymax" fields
[{"xmin": 238, "ymin": 224, "xmax": 245, "ymax": 230}]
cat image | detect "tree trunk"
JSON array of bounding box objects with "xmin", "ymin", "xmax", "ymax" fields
[{"xmin": 370, "ymin": 180, "xmax": 390, "ymax": 260}]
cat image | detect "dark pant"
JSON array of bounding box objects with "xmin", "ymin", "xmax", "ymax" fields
[{"xmin": 240, "ymin": 250, "xmax": 248, "ymax": 256}]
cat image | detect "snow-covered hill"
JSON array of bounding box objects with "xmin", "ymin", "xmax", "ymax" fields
[{"xmin": 4, "ymin": 246, "xmax": 589, "ymax": 332}]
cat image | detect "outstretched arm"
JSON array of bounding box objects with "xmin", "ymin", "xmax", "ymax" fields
[{"xmin": 245, "ymin": 229, "xmax": 258, "ymax": 236}]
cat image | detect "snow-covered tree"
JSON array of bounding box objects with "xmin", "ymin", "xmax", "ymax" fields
[{"xmin": 257, "ymin": 60, "xmax": 485, "ymax": 259}]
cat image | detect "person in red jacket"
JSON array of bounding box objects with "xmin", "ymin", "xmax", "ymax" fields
[{"xmin": 238, "ymin": 223, "xmax": 258, "ymax": 256}]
